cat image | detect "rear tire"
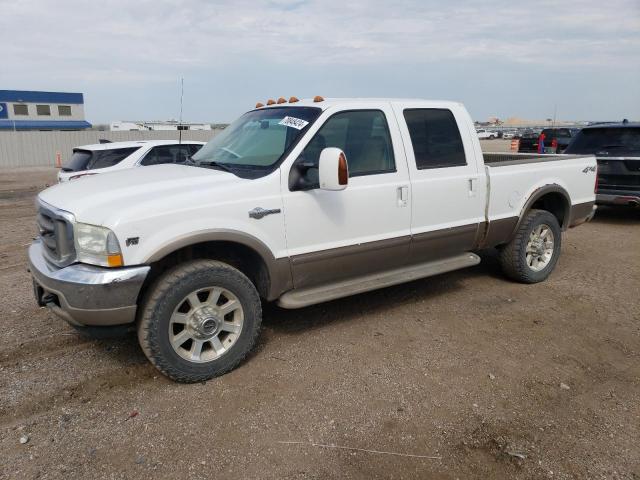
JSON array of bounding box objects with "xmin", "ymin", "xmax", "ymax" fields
[
  {"xmin": 498, "ymin": 209, "xmax": 561, "ymax": 283},
  {"xmin": 137, "ymin": 260, "xmax": 262, "ymax": 383}
]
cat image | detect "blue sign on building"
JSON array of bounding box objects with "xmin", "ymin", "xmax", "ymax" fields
[{"xmin": 0, "ymin": 103, "xmax": 7, "ymax": 119}]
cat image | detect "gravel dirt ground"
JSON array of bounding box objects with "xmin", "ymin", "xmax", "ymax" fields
[{"xmin": 1, "ymin": 160, "xmax": 639, "ymax": 480}]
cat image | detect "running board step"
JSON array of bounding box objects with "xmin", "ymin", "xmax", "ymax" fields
[{"xmin": 277, "ymin": 252, "xmax": 481, "ymax": 309}]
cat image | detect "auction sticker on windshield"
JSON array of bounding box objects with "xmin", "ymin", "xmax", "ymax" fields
[{"xmin": 278, "ymin": 116, "xmax": 309, "ymax": 130}]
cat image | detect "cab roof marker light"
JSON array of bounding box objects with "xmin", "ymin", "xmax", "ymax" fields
[
  {"xmin": 255, "ymin": 102, "xmax": 264, "ymax": 108},
  {"xmin": 266, "ymin": 99, "xmax": 276, "ymax": 105},
  {"xmin": 277, "ymin": 97, "xmax": 287, "ymax": 104},
  {"xmin": 289, "ymin": 96, "xmax": 299, "ymax": 103},
  {"xmin": 313, "ymin": 95, "xmax": 324, "ymax": 103}
]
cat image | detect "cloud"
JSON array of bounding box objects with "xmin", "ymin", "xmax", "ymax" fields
[
  {"xmin": 0, "ymin": 0, "xmax": 638, "ymax": 121},
  {"xmin": 2, "ymin": 0, "xmax": 639, "ymax": 76}
]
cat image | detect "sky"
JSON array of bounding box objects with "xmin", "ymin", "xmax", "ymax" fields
[{"xmin": 1, "ymin": 0, "xmax": 639, "ymax": 123}]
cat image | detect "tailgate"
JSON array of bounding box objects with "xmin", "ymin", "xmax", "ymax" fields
[{"xmin": 596, "ymin": 157, "xmax": 640, "ymax": 195}]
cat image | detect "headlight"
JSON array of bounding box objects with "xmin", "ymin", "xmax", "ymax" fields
[{"xmin": 74, "ymin": 223, "xmax": 123, "ymax": 267}]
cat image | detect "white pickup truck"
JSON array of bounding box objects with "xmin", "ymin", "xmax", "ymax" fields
[{"xmin": 28, "ymin": 97, "xmax": 597, "ymax": 382}]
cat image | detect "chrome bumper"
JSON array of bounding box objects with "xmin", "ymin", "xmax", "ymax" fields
[{"xmin": 28, "ymin": 240, "xmax": 150, "ymax": 327}]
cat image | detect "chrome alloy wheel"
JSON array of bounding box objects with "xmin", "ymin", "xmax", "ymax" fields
[
  {"xmin": 525, "ymin": 224, "xmax": 555, "ymax": 272},
  {"xmin": 169, "ymin": 287, "xmax": 244, "ymax": 363}
]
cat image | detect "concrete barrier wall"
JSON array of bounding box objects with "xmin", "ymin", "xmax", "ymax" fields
[{"xmin": 0, "ymin": 130, "xmax": 221, "ymax": 168}]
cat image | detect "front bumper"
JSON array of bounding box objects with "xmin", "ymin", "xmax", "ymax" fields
[{"xmin": 28, "ymin": 240, "xmax": 150, "ymax": 327}]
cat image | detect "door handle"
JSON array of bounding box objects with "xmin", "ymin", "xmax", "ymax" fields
[
  {"xmin": 468, "ymin": 178, "xmax": 477, "ymax": 197},
  {"xmin": 397, "ymin": 186, "xmax": 408, "ymax": 207}
]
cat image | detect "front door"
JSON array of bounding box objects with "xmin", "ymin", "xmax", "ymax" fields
[{"xmin": 281, "ymin": 105, "xmax": 412, "ymax": 289}]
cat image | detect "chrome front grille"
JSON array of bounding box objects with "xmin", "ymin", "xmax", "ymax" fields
[{"xmin": 36, "ymin": 200, "xmax": 76, "ymax": 266}]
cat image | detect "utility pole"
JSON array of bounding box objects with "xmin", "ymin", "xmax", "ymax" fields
[{"xmin": 178, "ymin": 77, "xmax": 184, "ymax": 145}]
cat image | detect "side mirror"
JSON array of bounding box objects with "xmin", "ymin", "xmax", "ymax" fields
[{"xmin": 318, "ymin": 148, "xmax": 348, "ymax": 191}]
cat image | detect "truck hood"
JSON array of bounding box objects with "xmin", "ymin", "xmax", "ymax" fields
[{"xmin": 39, "ymin": 164, "xmax": 242, "ymax": 226}]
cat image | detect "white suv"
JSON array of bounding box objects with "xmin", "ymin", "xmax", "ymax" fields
[
  {"xmin": 57, "ymin": 140, "xmax": 206, "ymax": 182},
  {"xmin": 476, "ymin": 129, "xmax": 498, "ymax": 139}
]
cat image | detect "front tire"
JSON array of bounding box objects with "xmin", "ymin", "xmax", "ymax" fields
[
  {"xmin": 498, "ymin": 209, "xmax": 562, "ymax": 283},
  {"xmin": 137, "ymin": 260, "xmax": 262, "ymax": 383}
]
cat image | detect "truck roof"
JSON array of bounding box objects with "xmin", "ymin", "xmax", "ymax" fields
[
  {"xmin": 256, "ymin": 97, "xmax": 463, "ymax": 111},
  {"xmin": 582, "ymin": 122, "xmax": 640, "ymax": 130},
  {"xmin": 74, "ymin": 139, "xmax": 206, "ymax": 151}
]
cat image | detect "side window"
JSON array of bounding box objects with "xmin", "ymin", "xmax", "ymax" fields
[
  {"xmin": 87, "ymin": 147, "xmax": 140, "ymax": 170},
  {"xmin": 141, "ymin": 145, "xmax": 192, "ymax": 166},
  {"xmin": 188, "ymin": 144, "xmax": 203, "ymax": 156},
  {"xmin": 36, "ymin": 104, "xmax": 51, "ymax": 116},
  {"xmin": 292, "ymin": 110, "xmax": 395, "ymax": 189},
  {"xmin": 13, "ymin": 104, "xmax": 29, "ymax": 115},
  {"xmin": 403, "ymin": 109, "xmax": 466, "ymax": 169}
]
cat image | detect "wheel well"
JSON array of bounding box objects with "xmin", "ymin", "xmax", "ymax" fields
[
  {"xmin": 140, "ymin": 241, "xmax": 270, "ymax": 301},
  {"xmin": 530, "ymin": 192, "xmax": 570, "ymax": 229}
]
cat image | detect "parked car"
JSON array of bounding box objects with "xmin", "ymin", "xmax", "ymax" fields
[
  {"xmin": 518, "ymin": 128, "xmax": 575, "ymax": 153},
  {"xmin": 564, "ymin": 122, "xmax": 640, "ymax": 207},
  {"xmin": 57, "ymin": 140, "xmax": 206, "ymax": 182},
  {"xmin": 28, "ymin": 98, "xmax": 596, "ymax": 382},
  {"xmin": 476, "ymin": 128, "xmax": 498, "ymax": 139},
  {"xmin": 502, "ymin": 130, "xmax": 517, "ymax": 139}
]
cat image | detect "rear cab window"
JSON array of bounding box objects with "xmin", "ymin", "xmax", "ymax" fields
[
  {"xmin": 403, "ymin": 109, "xmax": 466, "ymax": 169},
  {"xmin": 543, "ymin": 128, "xmax": 572, "ymax": 139}
]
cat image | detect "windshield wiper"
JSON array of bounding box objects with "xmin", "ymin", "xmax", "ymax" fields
[{"xmin": 192, "ymin": 160, "xmax": 236, "ymax": 173}]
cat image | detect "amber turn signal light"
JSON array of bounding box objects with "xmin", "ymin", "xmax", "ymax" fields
[
  {"xmin": 313, "ymin": 95, "xmax": 324, "ymax": 102},
  {"xmin": 277, "ymin": 97, "xmax": 287, "ymax": 104},
  {"xmin": 289, "ymin": 96, "xmax": 299, "ymax": 103},
  {"xmin": 107, "ymin": 253, "xmax": 124, "ymax": 268},
  {"xmin": 255, "ymin": 102, "xmax": 264, "ymax": 108},
  {"xmin": 266, "ymin": 99, "xmax": 276, "ymax": 105},
  {"xmin": 338, "ymin": 152, "xmax": 348, "ymax": 185}
]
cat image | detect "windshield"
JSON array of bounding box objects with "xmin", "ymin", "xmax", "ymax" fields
[
  {"xmin": 192, "ymin": 107, "xmax": 321, "ymax": 171},
  {"xmin": 565, "ymin": 127, "xmax": 640, "ymax": 156}
]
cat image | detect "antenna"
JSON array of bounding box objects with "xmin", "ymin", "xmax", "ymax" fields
[
  {"xmin": 552, "ymin": 104, "xmax": 557, "ymax": 128},
  {"xmin": 178, "ymin": 77, "xmax": 184, "ymax": 145}
]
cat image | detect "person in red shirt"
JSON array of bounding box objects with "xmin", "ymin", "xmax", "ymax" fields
[{"xmin": 538, "ymin": 132, "xmax": 546, "ymax": 153}]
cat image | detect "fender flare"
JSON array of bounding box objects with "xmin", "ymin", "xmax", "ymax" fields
[
  {"xmin": 144, "ymin": 229, "xmax": 292, "ymax": 301},
  {"xmin": 511, "ymin": 184, "xmax": 571, "ymax": 237}
]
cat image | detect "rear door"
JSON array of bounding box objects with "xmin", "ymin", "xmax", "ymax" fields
[
  {"xmin": 392, "ymin": 103, "xmax": 485, "ymax": 263},
  {"xmin": 281, "ymin": 104, "xmax": 412, "ymax": 288}
]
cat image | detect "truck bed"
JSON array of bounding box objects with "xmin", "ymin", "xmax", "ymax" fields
[
  {"xmin": 482, "ymin": 152, "xmax": 597, "ymax": 232},
  {"xmin": 484, "ymin": 152, "xmax": 583, "ymax": 167}
]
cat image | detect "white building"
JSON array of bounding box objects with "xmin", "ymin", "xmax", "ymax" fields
[{"xmin": 110, "ymin": 120, "xmax": 211, "ymax": 131}]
